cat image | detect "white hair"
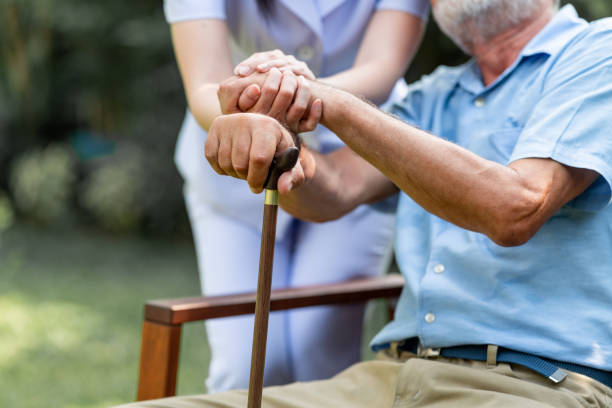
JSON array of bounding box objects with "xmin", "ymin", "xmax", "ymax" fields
[{"xmin": 433, "ymin": 0, "xmax": 556, "ymax": 52}]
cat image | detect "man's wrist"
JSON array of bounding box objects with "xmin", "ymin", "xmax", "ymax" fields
[
  {"xmin": 308, "ymin": 79, "xmax": 352, "ymax": 129},
  {"xmin": 309, "ymin": 79, "xmax": 336, "ymax": 104}
]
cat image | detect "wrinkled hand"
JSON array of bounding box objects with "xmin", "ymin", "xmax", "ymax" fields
[
  {"xmin": 206, "ymin": 113, "xmax": 315, "ymax": 194},
  {"xmin": 234, "ymin": 49, "xmax": 315, "ymax": 80},
  {"xmin": 218, "ymin": 69, "xmax": 322, "ymax": 133}
]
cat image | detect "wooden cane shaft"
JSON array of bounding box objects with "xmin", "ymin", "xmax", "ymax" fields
[{"xmin": 248, "ymin": 197, "xmax": 278, "ymax": 408}]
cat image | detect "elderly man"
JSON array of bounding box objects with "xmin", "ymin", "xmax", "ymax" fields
[{"xmin": 121, "ymin": 0, "xmax": 612, "ymax": 406}]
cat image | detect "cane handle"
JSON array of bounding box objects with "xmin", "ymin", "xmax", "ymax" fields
[{"xmin": 263, "ymin": 146, "xmax": 300, "ymax": 190}]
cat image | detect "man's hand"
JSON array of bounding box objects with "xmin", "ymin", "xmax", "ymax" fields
[
  {"xmin": 217, "ymin": 69, "xmax": 322, "ymax": 133},
  {"xmin": 206, "ymin": 113, "xmax": 315, "ymax": 194}
]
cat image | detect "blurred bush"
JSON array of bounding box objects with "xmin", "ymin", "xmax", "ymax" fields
[
  {"xmin": 0, "ymin": 190, "xmax": 15, "ymax": 233},
  {"xmin": 0, "ymin": 0, "xmax": 188, "ymax": 235},
  {"xmin": 0, "ymin": 0, "xmax": 610, "ymax": 235},
  {"xmin": 80, "ymin": 145, "xmax": 145, "ymax": 232},
  {"xmin": 10, "ymin": 144, "xmax": 76, "ymax": 225}
]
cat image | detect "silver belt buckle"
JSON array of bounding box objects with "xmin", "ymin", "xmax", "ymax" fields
[{"xmin": 417, "ymin": 344, "xmax": 441, "ymax": 359}]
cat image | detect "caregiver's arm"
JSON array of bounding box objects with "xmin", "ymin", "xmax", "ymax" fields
[
  {"xmin": 234, "ymin": 10, "xmax": 424, "ymax": 105},
  {"xmin": 321, "ymin": 10, "xmax": 424, "ymax": 104},
  {"xmin": 170, "ymin": 19, "xmax": 234, "ymax": 131}
]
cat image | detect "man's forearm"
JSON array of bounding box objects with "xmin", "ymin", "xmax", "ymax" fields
[
  {"xmin": 309, "ymin": 81, "xmax": 573, "ymax": 246},
  {"xmin": 279, "ymin": 146, "xmax": 396, "ymax": 222},
  {"xmin": 209, "ymin": 64, "xmax": 594, "ymax": 245}
]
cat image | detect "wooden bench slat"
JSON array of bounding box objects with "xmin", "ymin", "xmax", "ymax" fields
[{"xmin": 145, "ymin": 274, "xmax": 405, "ymax": 325}]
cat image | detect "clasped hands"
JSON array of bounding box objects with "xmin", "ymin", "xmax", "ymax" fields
[{"xmin": 206, "ymin": 50, "xmax": 322, "ymax": 194}]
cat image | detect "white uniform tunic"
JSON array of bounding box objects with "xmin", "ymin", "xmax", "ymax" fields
[{"xmin": 164, "ymin": 0, "xmax": 428, "ymax": 392}]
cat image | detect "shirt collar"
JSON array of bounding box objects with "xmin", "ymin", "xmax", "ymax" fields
[
  {"xmin": 278, "ymin": 0, "xmax": 322, "ymax": 38},
  {"xmin": 521, "ymin": 4, "xmax": 588, "ymax": 57},
  {"xmin": 317, "ymin": 0, "xmax": 346, "ymax": 17},
  {"xmin": 278, "ymin": 0, "xmax": 348, "ymax": 39},
  {"xmin": 456, "ymin": 4, "xmax": 588, "ymax": 95}
]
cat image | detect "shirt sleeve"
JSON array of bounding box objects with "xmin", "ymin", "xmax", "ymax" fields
[
  {"xmin": 509, "ymin": 23, "xmax": 612, "ymax": 211},
  {"xmin": 389, "ymin": 65, "xmax": 450, "ymax": 129},
  {"xmin": 163, "ymin": 0, "xmax": 226, "ymax": 24},
  {"xmin": 376, "ymin": 0, "xmax": 429, "ymax": 21},
  {"xmin": 389, "ymin": 89, "xmax": 422, "ymax": 128}
]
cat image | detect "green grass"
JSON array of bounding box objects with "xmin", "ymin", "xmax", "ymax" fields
[
  {"xmin": 0, "ymin": 223, "xmax": 391, "ymax": 408},
  {"xmin": 0, "ymin": 223, "xmax": 210, "ymax": 408}
]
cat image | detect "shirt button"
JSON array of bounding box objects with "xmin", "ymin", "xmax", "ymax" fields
[
  {"xmin": 424, "ymin": 313, "xmax": 436, "ymax": 323},
  {"xmin": 433, "ymin": 264, "xmax": 445, "ymax": 274},
  {"xmin": 474, "ymin": 97, "xmax": 485, "ymax": 107},
  {"xmin": 297, "ymin": 45, "xmax": 314, "ymax": 61}
]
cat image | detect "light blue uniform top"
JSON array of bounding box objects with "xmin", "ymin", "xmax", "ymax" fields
[
  {"xmin": 165, "ymin": 0, "xmax": 429, "ymax": 79},
  {"xmin": 372, "ymin": 5, "xmax": 612, "ymax": 371},
  {"xmin": 164, "ymin": 0, "xmax": 428, "ymax": 236},
  {"xmin": 164, "ymin": 0, "xmax": 429, "ymax": 157}
]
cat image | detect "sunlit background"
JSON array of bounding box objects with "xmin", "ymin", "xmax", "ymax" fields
[{"xmin": 1, "ymin": 1, "xmax": 610, "ymax": 407}]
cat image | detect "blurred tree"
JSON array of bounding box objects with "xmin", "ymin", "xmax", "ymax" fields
[
  {"xmin": 0, "ymin": 1, "xmax": 184, "ymax": 140},
  {"xmin": 0, "ymin": 0, "xmax": 188, "ymax": 234}
]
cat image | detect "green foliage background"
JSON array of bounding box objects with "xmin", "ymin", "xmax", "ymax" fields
[
  {"xmin": 1, "ymin": 0, "xmax": 187, "ymax": 234},
  {"xmin": 0, "ymin": 0, "xmax": 611, "ymax": 234}
]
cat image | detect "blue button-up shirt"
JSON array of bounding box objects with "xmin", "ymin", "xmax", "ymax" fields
[{"xmin": 372, "ymin": 5, "xmax": 612, "ymax": 371}]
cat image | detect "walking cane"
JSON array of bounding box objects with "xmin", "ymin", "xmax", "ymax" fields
[{"xmin": 247, "ymin": 145, "xmax": 300, "ymax": 408}]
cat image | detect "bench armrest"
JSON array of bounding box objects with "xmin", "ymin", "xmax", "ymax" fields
[
  {"xmin": 145, "ymin": 274, "xmax": 405, "ymax": 324},
  {"xmin": 137, "ymin": 274, "xmax": 404, "ymax": 401}
]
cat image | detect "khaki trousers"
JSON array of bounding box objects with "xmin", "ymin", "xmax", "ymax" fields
[{"xmin": 118, "ymin": 348, "xmax": 612, "ymax": 408}]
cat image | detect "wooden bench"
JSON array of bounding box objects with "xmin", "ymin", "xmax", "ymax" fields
[{"xmin": 136, "ymin": 274, "xmax": 405, "ymax": 401}]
